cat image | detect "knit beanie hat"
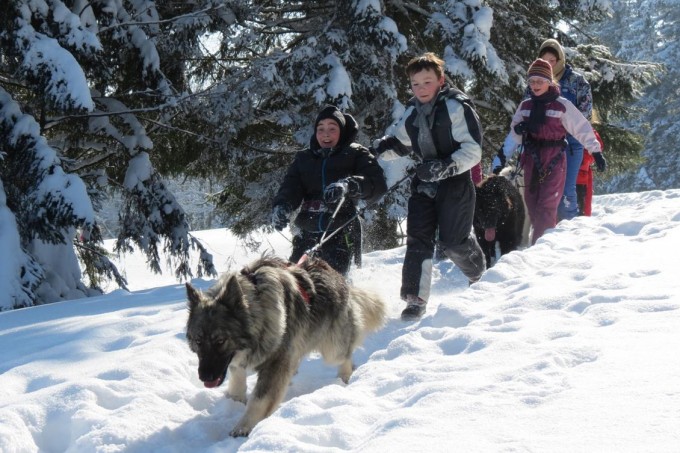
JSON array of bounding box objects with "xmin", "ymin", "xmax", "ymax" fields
[
  {"xmin": 315, "ymin": 105, "xmax": 346, "ymax": 131},
  {"xmin": 527, "ymin": 58, "xmax": 554, "ymax": 81}
]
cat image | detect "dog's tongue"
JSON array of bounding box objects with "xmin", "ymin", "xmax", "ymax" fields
[
  {"xmin": 485, "ymin": 227, "xmax": 496, "ymax": 242},
  {"xmin": 203, "ymin": 379, "xmax": 221, "ymax": 388}
]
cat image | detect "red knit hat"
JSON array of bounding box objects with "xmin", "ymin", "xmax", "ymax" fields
[{"xmin": 527, "ymin": 58, "xmax": 553, "ymax": 81}]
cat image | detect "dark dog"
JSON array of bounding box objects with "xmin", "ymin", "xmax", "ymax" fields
[
  {"xmin": 474, "ymin": 175, "xmax": 526, "ymax": 268},
  {"xmin": 185, "ymin": 256, "xmax": 386, "ymax": 436},
  {"xmin": 499, "ymin": 165, "xmax": 531, "ymax": 246}
]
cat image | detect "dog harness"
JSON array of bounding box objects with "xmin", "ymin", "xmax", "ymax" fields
[
  {"xmin": 240, "ymin": 266, "xmax": 311, "ymax": 306},
  {"xmin": 296, "ymin": 283, "xmax": 311, "ymax": 305}
]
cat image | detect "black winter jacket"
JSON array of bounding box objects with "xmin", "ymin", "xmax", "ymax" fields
[{"xmin": 273, "ymin": 113, "xmax": 387, "ymax": 233}]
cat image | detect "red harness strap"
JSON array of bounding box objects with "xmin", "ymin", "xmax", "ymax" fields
[
  {"xmin": 297, "ymin": 284, "xmax": 311, "ymax": 305},
  {"xmin": 285, "ymin": 261, "xmax": 311, "ymax": 305},
  {"xmin": 241, "ymin": 261, "xmax": 311, "ymax": 305},
  {"xmin": 241, "ymin": 263, "xmax": 311, "ymax": 305}
]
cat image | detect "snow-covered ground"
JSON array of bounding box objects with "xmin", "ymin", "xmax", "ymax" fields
[{"xmin": 1, "ymin": 189, "xmax": 679, "ymax": 452}]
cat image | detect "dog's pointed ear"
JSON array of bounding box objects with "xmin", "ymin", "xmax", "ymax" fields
[
  {"xmin": 186, "ymin": 282, "xmax": 201, "ymax": 312},
  {"xmin": 215, "ymin": 275, "xmax": 248, "ymax": 310}
]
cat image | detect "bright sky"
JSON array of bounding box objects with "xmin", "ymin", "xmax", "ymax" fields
[{"xmin": 1, "ymin": 189, "xmax": 679, "ymax": 452}]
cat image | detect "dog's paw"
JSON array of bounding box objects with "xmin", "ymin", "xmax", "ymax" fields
[
  {"xmin": 229, "ymin": 427, "xmax": 250, "ymax": 437},
  {"xmin": 226, "ymin": 392, "xmax": 247, "ymax": 404},
  {"xmin": 337, "ymin": 360, "xmax": 354, "ymax": 384},
  {"xmin": 229, "ymin": 422, "xmax": 252, "ymax": 437}
]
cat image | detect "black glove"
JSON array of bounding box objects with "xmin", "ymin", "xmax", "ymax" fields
[
  {"xmin": 514, "ymin": 121, "xmax": 528, "ymax": 135},
  {"xmin": 415, "ymin": 159, "xmax": 457, "ymax": 182},
  {"xmin": 372, "ymin": 135, "xmax": 409, "ymax": 157},
  {"xmin": 492, "ymin": 146, "xmax": 507, "ymax": 175},
  {"xmin": 371, "ymin": 137, "xmax": 389, "ymax": 155},
  {"xmin": 271, "ymin": 204, "xmax": 291, "ymax": 231},
  {"xmin": 592, "ymin": 152, "xmax": 607, "ymax": 172},
  {"xmin": 324, "ymin": 177, "xmax": 363, "ymax": 203}
]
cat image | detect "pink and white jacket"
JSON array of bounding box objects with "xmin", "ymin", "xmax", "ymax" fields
[{"xmin": 502, "ymin": 95, "xmax": 602, "ymax": 157}]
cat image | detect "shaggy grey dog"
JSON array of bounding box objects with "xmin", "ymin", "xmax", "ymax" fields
[{"xmin": 186, "ymin": 256, "xmax": 386, "ymax": 436}]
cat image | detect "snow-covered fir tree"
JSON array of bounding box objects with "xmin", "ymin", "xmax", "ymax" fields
[
  {"xmin": 0, "ymin": 88, "xmax": 101, "ymax": 308},
  {"xmin": 594, "ymin": 0, "xmax": 679, "ymax": 192},
  {"xmin": 0, "ymin": 0, "xmax": 223, "ymax": 308}
]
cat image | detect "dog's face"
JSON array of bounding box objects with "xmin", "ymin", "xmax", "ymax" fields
[
  {"xmin": 475, "ymin": 192, "xmax": 503, "ymax": 229},
  {"xmin": 475, "ymin": 180, "xmax": 510, "ymax": 229},
  {"xmin": 186, "ymin": 277, "xmax": 251, "ymax": 388}
]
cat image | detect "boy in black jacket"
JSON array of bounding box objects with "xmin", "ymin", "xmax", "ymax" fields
[
  {"xmin": 373, "ymin": 53, "xmax": 486, "ymax": 320},
  {"xmin": 271, "ymin": 106, "xmax": 387, "ymax": 276}
]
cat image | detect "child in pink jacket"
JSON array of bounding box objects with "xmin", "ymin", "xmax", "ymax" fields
[{"xmin": 502, "ymin": 58, "xmax": 605, "ymax": 244}]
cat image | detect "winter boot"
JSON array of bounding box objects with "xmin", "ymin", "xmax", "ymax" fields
[{"xmin": 401, "ymin": 295, "xmax": 427, "ymax": 321}]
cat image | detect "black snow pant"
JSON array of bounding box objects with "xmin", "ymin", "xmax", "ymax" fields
[
  {"xmin": 400, "ymin": 174, "xmax": 486, "ymax": 301},
  {"xmin": 289, "ymin": 217, "xmax": 361, "ymax": 277}
]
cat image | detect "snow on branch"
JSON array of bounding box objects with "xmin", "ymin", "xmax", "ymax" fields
[
  {"xmin": 87, "ymin": 97, "xmax": 153, "ymax": 153},
  {"xmin": 0, "ymin": 88, "xmax": 95, "ymax": 230},
  {"xmin": 14, "ymin": 19, "xmax": 95, "ymax": 111},
  {"xmin": 116, "ymin": 152, "xmax": 216, "ymax": 280}
]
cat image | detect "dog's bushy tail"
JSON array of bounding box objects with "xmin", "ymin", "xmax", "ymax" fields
[{"xmin": 349, "ymin": 287, "xmax": 387, "ymax": 333}]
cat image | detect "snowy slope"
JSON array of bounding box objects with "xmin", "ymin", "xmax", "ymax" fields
[{"xmin": 1, "ymin": 190, "xmax": 679, "ymax": 452}]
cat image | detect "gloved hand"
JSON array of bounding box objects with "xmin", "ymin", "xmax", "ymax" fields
[
  {"xmin": 324, "ymin": 177, "xmax": 363, "ymax": 203},
  {"xmin": 492, "ymin": 146, "xmax": 507, "ymax": 175},
  {"xmin": 371, "ymin": 135, "xmax": 409, "ymax": 157},
  {"xmin": 371, "ymin": 137, "xmax": 389, "ymax": 155},
  {"xmin": 415, "ymin": 159, "xmax": 457, "ymax": 182},
  {"xmin": 592, "ymin": 152, "xmax": 607, "ymax": 172},
  {"xmin": 514, "ymin": 121, "xmax": 528, "ymax": 135},
  {"xmin": 271, "ymin": 204, "xmax": 291, "ymax": 231}
]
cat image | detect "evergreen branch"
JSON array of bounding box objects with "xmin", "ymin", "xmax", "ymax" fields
[
  {"xmin": 77, "ymin": 2, "xmax": 94, "ymax": 18},
  {"xmin": 66, "ymin": 149, "xmax": 117, "ymax": 173},
  {"xmin": 514, "ymin": 2, "xmax": 562, "ymax": 37},
  {"xmin": 0, "ymin": 74, "xmax": 28, "ymax": 90},
  {"xmin": 138, "ymin": 116, "xmax": 223, "ymax": 145},
  {"xmin": 98, "ymin": 4, "xmax": 228, "ymax": 33},
  {"xmin": 259, "ymin": 3, "xmax": 333, "ymax": 14},
  {"xmin": 402, "ymin": 2, "xmax": 431, "ymax": 17},
  {"xmin": 241, "ymin": 141, "xmax": 296, "ymax": 155},
  {"xmin": 470, "ymin": 99, "xmax": 495, "ymax": 110},
  {"xmin": 45, "ymin": 104, "xmax": 175, "ymax": 127},
  {"xmin": 73, "ymin": 240, "xmax": 110, "ymax": 259},
  {"xmin": 248, "ymin": 15, "xmax": 321, "ymax": 34}
]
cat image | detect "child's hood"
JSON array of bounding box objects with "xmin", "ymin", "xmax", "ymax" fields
[{"xmin": 309, "ymin": 111, "xmax": 359, "ymax": 151}]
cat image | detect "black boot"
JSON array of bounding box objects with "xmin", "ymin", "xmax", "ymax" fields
[{"xmin": 401, "ymin": 295, "xmax": 427, "ymax": 321}]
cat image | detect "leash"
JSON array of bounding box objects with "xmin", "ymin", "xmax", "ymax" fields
[
  {"xmin": 299, "ymin": 170, "xmax": 414, "ymax": 263},
  {"xmin": 506, "ymin": 147, "xmax": 525, "ymax": 189},
  {"xmin": 318, "ymin": 194, "xmax": 347, "ymax": 249}
]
